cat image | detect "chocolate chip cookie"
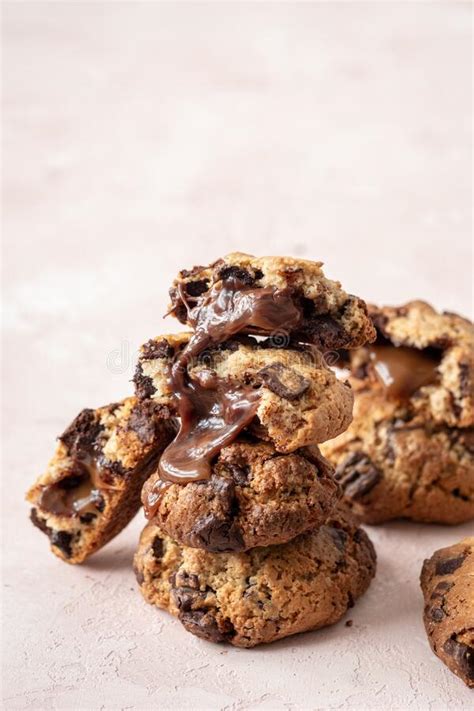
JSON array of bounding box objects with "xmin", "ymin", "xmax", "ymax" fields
[
  {"xmin": 134, "ymin": 506, "xmax": 376, "ymax": 648},
  {"xmin": 168, "ymin": 253, "xmax": 376, "ymax": 351},
  {"xmin": 420, "ymin": 538, "xmax": 473, "ymax": 687},
  {"xmin": 27, "ymin": 398, "xmax": 175, "ymax": 563},
  {"xmin": 141, "ymin": 438, "xmax": 340, "ymax": 552},
  {"xmin": 134, "ymin": 333, "xmax": 354, "ymax": 452},
  {"xmin": 322, "ymin": 302, "xmax": 474, "ymax": 524}
]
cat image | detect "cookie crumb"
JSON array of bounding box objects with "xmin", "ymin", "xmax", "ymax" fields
[{"xmin": 345, "ymin": 619, "xmax": 353, "ymax": 627}]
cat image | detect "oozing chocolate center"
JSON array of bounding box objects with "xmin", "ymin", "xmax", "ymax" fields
[
  {"xmin": 145, "ymin": 277, "xmax": 302, "ymax": 515},
  {"xmin": 369, "ymin": 344, "xmax": 439, "ymax": 398},
  {"xmin": 38, "ymin": 460, "xmax": 105, "ymax": 518}
]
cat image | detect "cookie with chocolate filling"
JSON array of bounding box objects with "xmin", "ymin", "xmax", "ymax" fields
[
  {"xmin": 168, "ymin": 253, "xmax": 376, "ymax": 351},
  {"xmin": 134, "ymin": 333, "xmax": 354, "ymax": 452},
  {"xmin": 348, "ymin": 301, "xmax": 474, "ymax": 428},
  {"xmin": 141, "ymin": 439, "xmax": 340, "ymax": 552},
  {"xmin": 420, "ymin": 538, "xmax": 473, "ymax": 687},
  {"xmin": 321, "ymin": 302, "xmax": 474, "ymax": 524},
  {"xmin": 134, "ymin": 506, "xmax": 376, "ymax": 648},
  {"xmin": 27, "ymin": 398, "xmax": 176, "ymax": 564}
]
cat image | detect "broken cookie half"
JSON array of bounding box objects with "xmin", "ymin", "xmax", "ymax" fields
[
  {"xmin": 27, "ymin": 397, "xmax": 176, "ymax": 564},
  {"xmin": 168, "ymin": 253, "xmax": 376, "ymax": 351}
]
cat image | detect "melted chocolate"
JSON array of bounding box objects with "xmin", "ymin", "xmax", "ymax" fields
[
  {"xmin": 38, "ymin": 461, "xmax": 104, "ymax": 518},
  {"xmin": 369, "ymin": 345, "xmax": 439, "ymax": 399},
  {"xmin": 146, "ymin": 277, "xmax": 302, "ymax": 514}
]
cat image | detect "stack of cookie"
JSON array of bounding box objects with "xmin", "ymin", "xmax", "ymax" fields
[
  {"xmin": 132, "ymin": 254, "xmax": 377, "ymax": 647},
  {"xmin": 27, "ymin": 253, "xmax": 378, "ymax": 648}
]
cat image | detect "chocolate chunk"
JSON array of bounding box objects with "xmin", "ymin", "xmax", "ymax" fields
[
  {"xmin": 171, "ymin": 566, "xmax": 235, "ymax": 642},
  {"xmin": 443, "ymin": 637, "xmax": 474, "ymax": 682},
  {"xmin": 179, "ymin": 609, "xmax": 233, "ymax": 644},
  {"xmin": 151, "ymin": 536, "xmax": 164, "ymax": 560},
  {"xmin": 191, "ymin": 514, "xmax": 244, "ymax": 552},
  {"xmin": 451, "ymin": 488, "xmax": 469, "ymax": 502},
  {"xmin": 227, "ymin": 464, "xmax": 250, "ymax": 486},
  {"xmin": 100, "ymin": 459, "xmax": 127, "ymax": 479},
  {"xmin": 30, "ymin": 509, "xmax": 74, "ymax": 557},
  {"xmin": 430, "ymin": 581, "xmax": 454, "ymax": 599},
  {"xmin": 218, "ymin": 266, "xmax": 256, "ymax": 285},
  {"xmin": 326, "ymin": 526, "xmax": 348, "ymax": 552},
  {"xmin": 59, "ymin": 409, "xmax": 103, "ymax": 456},
  {"xmin": 141, "ymin": 339, "xmax": 175, "ymax": 361},
  {"xmin": 79, "ymin": 512, "xmax": 96, "ymax": 524},
  {"xmin": 335, "ymin": 452, "xmax": 382, "ymax": 500},
  {"xmin": 434, "ymin": 581, "xmax": 454, "ymax": 592},
  {"xmin": 185, "ymin": 279, "xmax": 210, "ymax": 297},
  {"xmin": 258, "ymin": 363, "xmax": 310, "ymax": 400},
  {"xmin": 30, "ymin": 507, "xmax": 51, "ymax": 535},
  {"xmin": 429, "ymin": 607, "xmax": 446, "ymax": 622},
  {"xmin": 298, "ymin": 313, "xmax": 348, "ymax": 351},
  {"xmin": 133, "ymin": 364, "xmax": 156, "ymax": 400},
  {"xmin": 435, "ymin": 555, "xmax": 466, "ymax": 575},
  {"xmin": 127, "ymin": 400, "xmax": 167, "ymax": 446},
  {"xmin": 50, "ymin": 530, "xmax": 73, "ymax": 557}
]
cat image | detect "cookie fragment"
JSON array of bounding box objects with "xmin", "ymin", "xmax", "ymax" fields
[
  {"xmin": 420, "ymin": 538, "xmax": 474, "ymax": 687},
  {"xmin": 27, "ymin": 398, "xmax": 176, "ymax": 564},
  {"xmin": 134, "ymin": 507, "xmax": 376, "ymax": 648},
  {"xmin": 141, "ymin": 439, "xmax": 341, "ymax": 551}
]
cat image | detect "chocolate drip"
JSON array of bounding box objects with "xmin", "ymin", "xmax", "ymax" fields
[
  {"xmin": 146, "ymin": 277, "xmax": 303, "ymax": 515},
  {"xmin": 368, "ymin": 345, "xmax": 439, "ymax": 399}
]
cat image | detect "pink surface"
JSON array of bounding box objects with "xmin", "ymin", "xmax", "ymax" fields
[{"xmin": 2, "ymin": 3, "xmax": 473, "ymax": 709}]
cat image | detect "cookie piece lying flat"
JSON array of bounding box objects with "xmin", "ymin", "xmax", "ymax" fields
[
  {"xmin": 168, "ymin": 253, "xmax": 376, "ymax": 351},
  {"xmin": 321, "ymin": 391, "xmax": 474, "ymax": 524},
  {"xmin": 347, "ymin": 301, "xmax": 474, "ymax": 428},
  {"xmin": 141, "ymin": 439, "xmax": 340, "ymax": 552},
  {"xmin": 27, "ymin": 398, "xmax": 175, "ymax": 564},
  {"xmin": 134, "ymin": 334, "xmax": 354, "ymax": 451},
  {"xmin": 134, "ymin": 507, "xmax": 376, "ymax": 648},
  {"xmin": 420, "ymin": 538, "xmax": 473, "ymax": 687}
]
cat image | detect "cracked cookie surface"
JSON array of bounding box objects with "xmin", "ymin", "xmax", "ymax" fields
[
  {"xmin": 27, "ymin": 397, "xmax": 176, "ymax": 563},
  {"xmin": 420, "ymin": 538, "xmax": 474, "ymax": 687},
  {"xmin": 134, "ymin": 506, "xmax": 376, "ymax": 648},
  {"xmin": 168, "ymin": 253, "xmax": 376, "ymax": 351},
  {"xmin": 134, "ymin": 333, "xmax": 354, "ymax": 451},
  {"xmin": 321, "ymin": 302, "xmax": 474, "ymax": 524},
  {"xmin": 141, "ymin": 438, "xmax": 340, "ymax": 552}
]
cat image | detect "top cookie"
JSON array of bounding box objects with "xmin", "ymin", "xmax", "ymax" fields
[
  {"xmin": 345, "ymin": 301, "xmax": 474, "ymax": 428},
  {"xmin": 168, "ymin": 253, "xmax": 376, "ymax": 351}
]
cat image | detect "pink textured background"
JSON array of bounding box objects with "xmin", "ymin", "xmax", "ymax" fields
[{"xmin": 2, "ymin": 2, "xmax": 473, "ymax": 709}]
